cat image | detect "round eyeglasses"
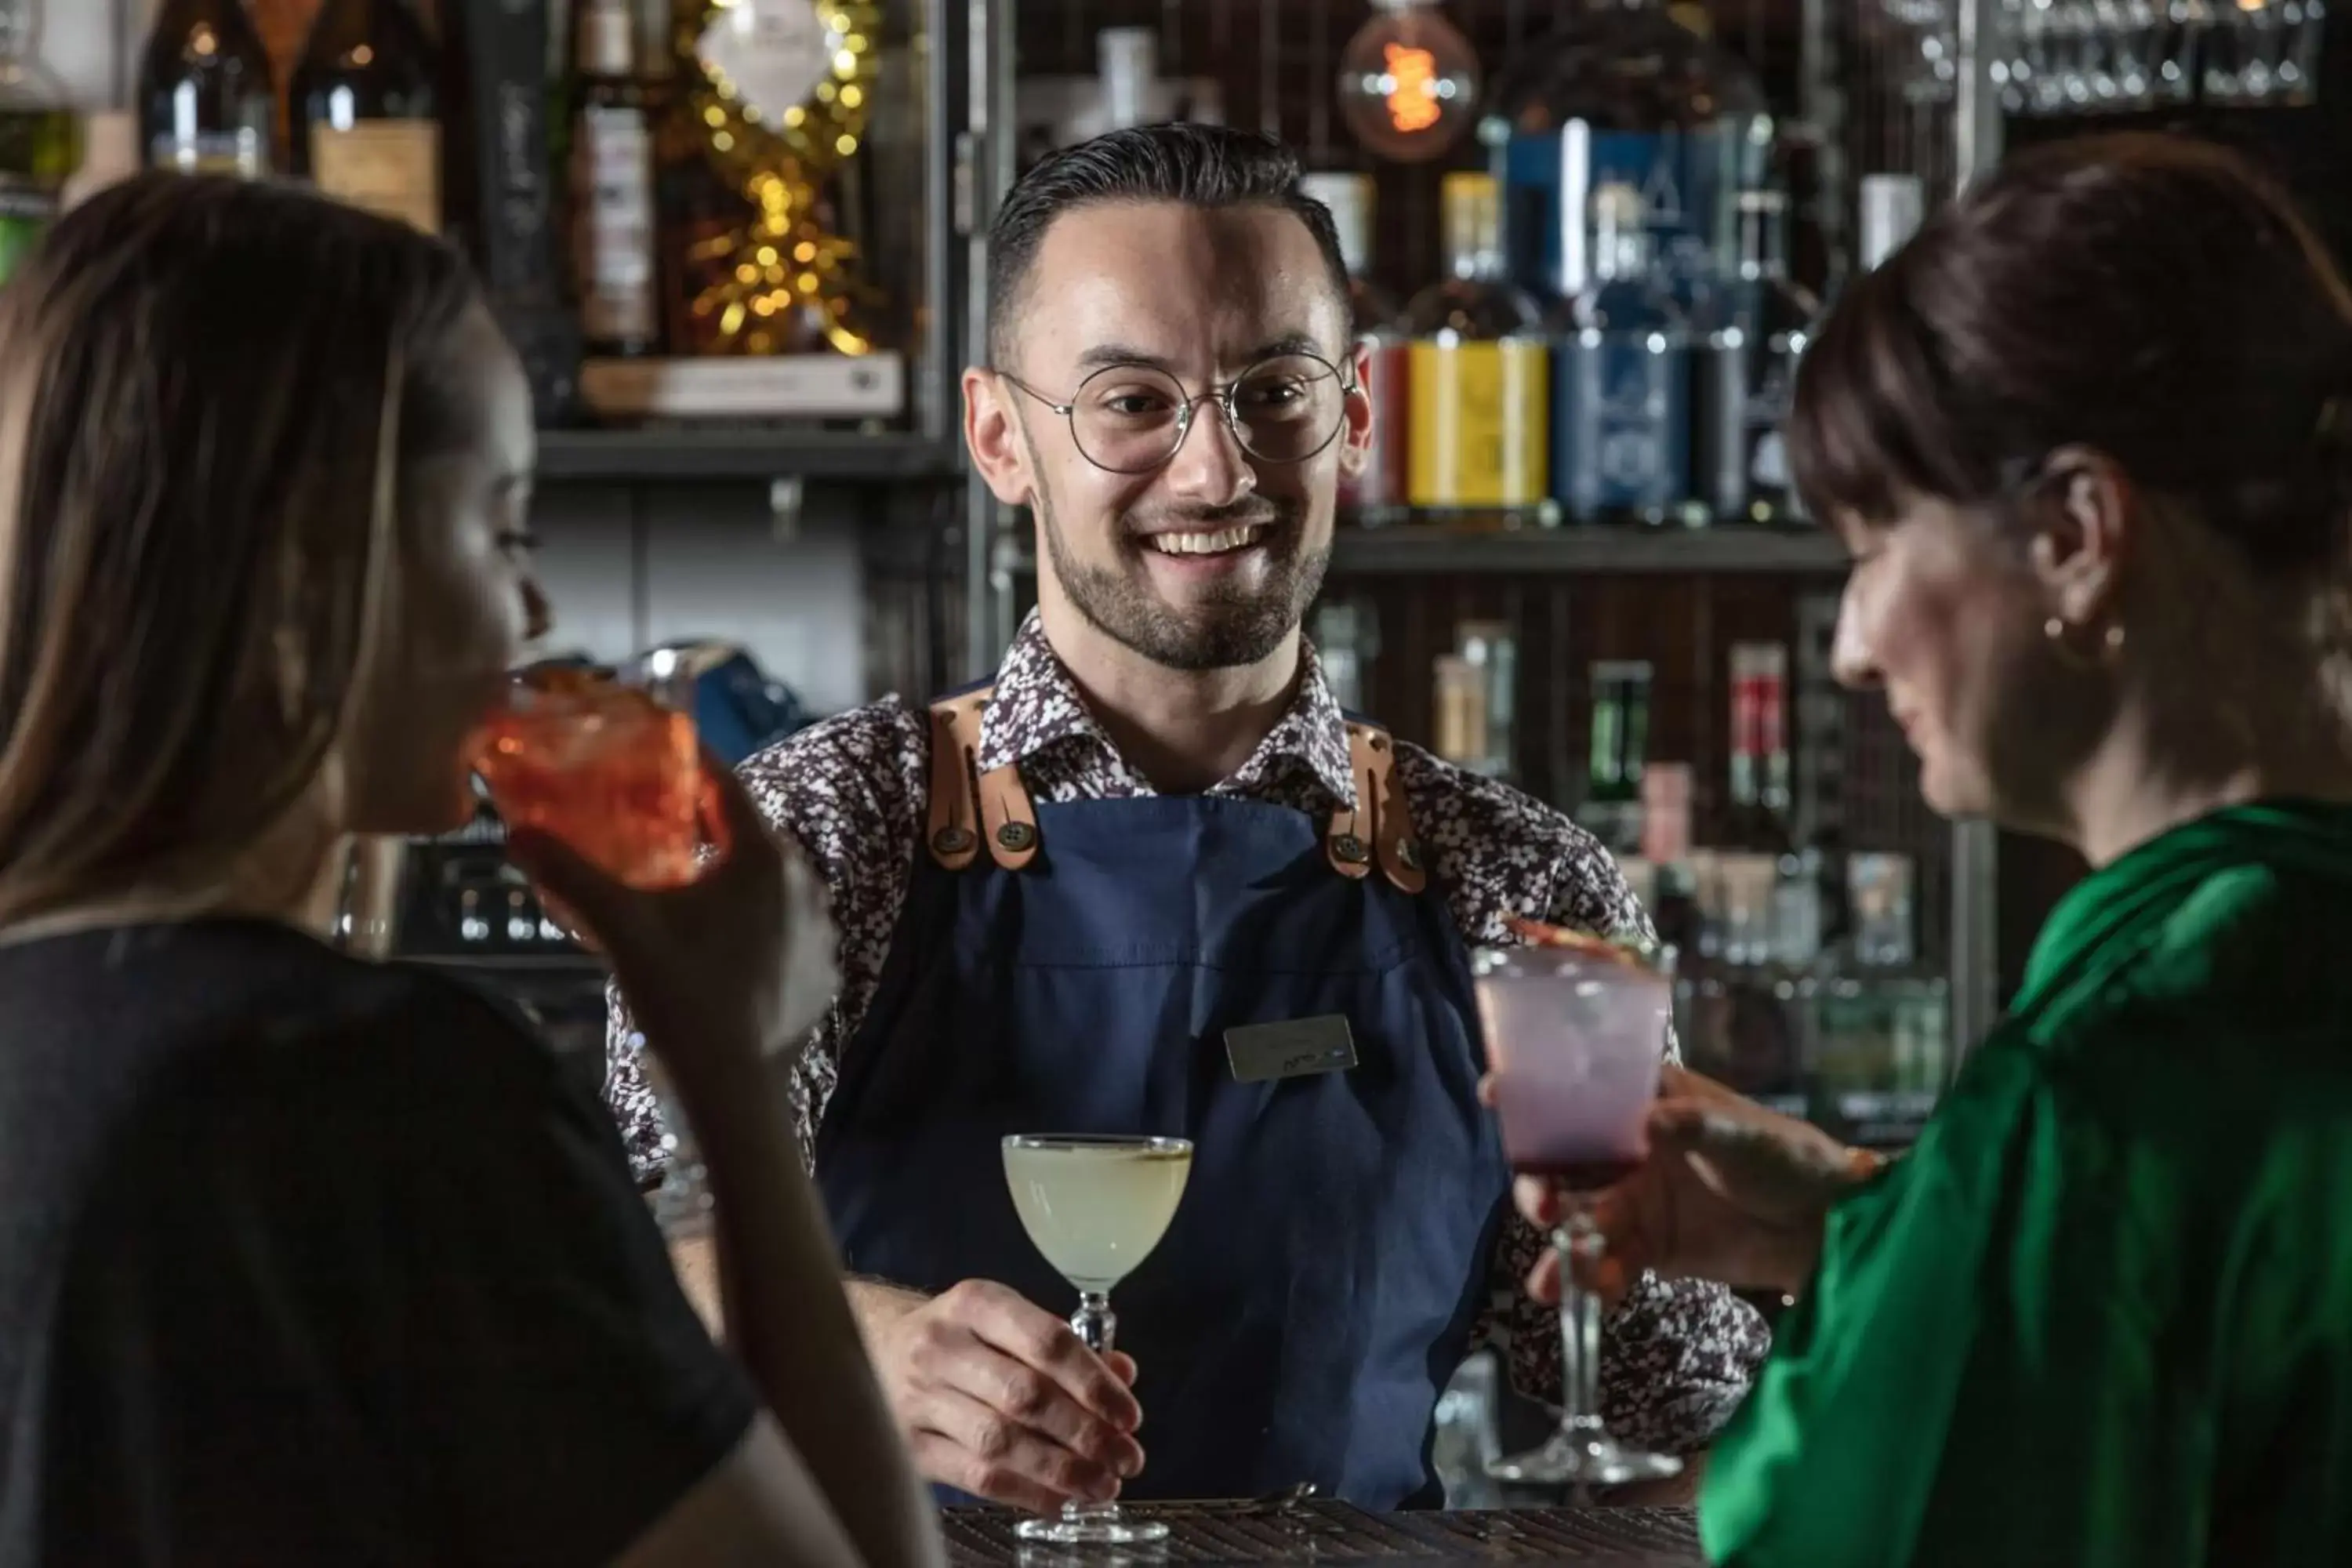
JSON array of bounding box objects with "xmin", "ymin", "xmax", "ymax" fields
[{"xmin": 996, "ymin": 352, "xmax": 1357, "ymax": 475}]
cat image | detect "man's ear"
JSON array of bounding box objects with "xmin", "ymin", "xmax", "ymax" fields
[{"xmin": 964, "ymin": 368, "xmax": 1035, "ymax": 507}]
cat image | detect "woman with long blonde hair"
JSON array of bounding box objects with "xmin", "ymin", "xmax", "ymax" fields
[{"xmin": 0, "ymin": 173, "xmax": 939, "ymax": 1568}]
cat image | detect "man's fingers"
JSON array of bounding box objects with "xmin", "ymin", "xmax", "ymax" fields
[
  {"xmin": 1105, "ymin": 1350, "xmax": 1140, "ymax": 1391},
  {"xmin": 957, "ymin": 1281, "xmax": 1144, "ymax": 1432},
  {"xmin": 911, "ymin": 1386, "xmax": 1121, "ymax": 1510},
  {"xmin": 907, "ymin": 1426, "xmax": 1082, "ymax": 1516},
  {"xmin": 920, "ymin": 1319, "xmax": 1144, "ymax": 1477}
]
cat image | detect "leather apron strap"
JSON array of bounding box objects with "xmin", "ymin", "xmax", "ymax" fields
[
  {"xmin": 1327, "ymin": 721, "xmax": 1427, "ymax": 895},
  {"xmin": 932, "ymin": 693, "xmax": 1421, "ymax": 891},
  {"xmin": 926, "ymin": 688, "xmax": 1040, "ymax": 872}
]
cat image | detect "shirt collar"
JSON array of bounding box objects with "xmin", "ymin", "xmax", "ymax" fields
[{"xmin": 977, "ymin": 609, "xmax": 1359, "ymax": 806}]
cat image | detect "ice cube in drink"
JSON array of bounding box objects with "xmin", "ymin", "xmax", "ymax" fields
[
  {"xmin": 470, "ymin": 671, "xmax": 705, "ymax": 890},
  {"xmin": 1475, "ymin": 946, "xmax": 1669, "ymax": 1189}
]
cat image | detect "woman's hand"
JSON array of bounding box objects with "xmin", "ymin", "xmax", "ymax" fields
[
  {"xmin": 1508, "ymin": 1066, "xmax": 1877, "ymax": 1305},
  {"xmin": 506, "ymin": 749, "xmax": 838, "ymax": 1084}
]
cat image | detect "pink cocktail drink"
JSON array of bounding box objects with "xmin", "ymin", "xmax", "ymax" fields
[
  {"xmin": 1473, "ymin": 929, "xmax": 1682, "ymax": 1492},
  {"xmin": 1475, "ymin": 946, "xmax": 1670, "ymax": 1190}
]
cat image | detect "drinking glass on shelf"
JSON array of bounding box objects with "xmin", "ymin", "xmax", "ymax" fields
[
  {"xmin": 2204, "ymin": 0, "xmax": 2259, "ymax": 101},
  {"xmin": 1878, "ymin": 0, "xmax": 1958, "ymax": 105},
  {"xmin": 1001, "ymin": 1134, "xmax": 1193, "ymax": 1544},
  {"xmin": 2159, "ymin": 0, "xmax": 2208, "ymax": 103},
  {"xmin": 1473, "ymin": 941, "xmax": 1681, "ymax": 1491}
]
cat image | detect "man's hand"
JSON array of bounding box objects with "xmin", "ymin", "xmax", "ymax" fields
[
  {"xmin": 854, "ymin": 1279, "xmax": 1147, "ymax": 1515},
  {"xmin": 1509, "ymin": 1066, "xmax": 1874, "ymax": 1305}
]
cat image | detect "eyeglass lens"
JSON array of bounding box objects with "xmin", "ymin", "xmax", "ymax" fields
[{"xmin": 1067, "ymin": 355, "xmax": 1348, "ymax": 473}]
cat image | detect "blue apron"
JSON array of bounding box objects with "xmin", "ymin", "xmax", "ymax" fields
[{"xmin": 813, "ymin": 689, "xmax": 1510, "ymax": 1507}]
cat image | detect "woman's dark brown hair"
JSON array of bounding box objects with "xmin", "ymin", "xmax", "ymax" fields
[
  {"xmin": 1791, "ymin": 132, "xmax": 2352, "ymax": 579},
  {"xmin": 0, "ymin": 173, "xmax": 481, "ymax": 926}
]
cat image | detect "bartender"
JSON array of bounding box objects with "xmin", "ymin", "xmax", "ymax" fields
[{"xmin": 608, "ymin": 123, "xmax": 1766, "ymax": 1512}]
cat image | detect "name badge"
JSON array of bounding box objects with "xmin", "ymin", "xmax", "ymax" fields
[{"xmin": 1224, "ymin": 1015, "xmax": 1358, "ymax": 1083}]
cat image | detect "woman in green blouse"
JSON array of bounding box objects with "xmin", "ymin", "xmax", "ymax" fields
[{"xmin": 1519, "ymin": 133, "xmax": 2352, "ymax": 1565}]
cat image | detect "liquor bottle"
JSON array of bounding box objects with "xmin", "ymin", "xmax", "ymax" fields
[
  {"xmin": 290, "ymin": 0, "xmax": 444, "ymax": 236},
  {"xmin": 1299, "ymin": 172, "xmax": 1408, "ymax": 523},
  {"xmin": 139, "ymin": 0, "xmax": 277, "ymax": 177},
  {"xmin": 1404, "ymin": 172, "xmax": 1548, "ymax": 521},
  {"xmin": 571, "ymin": 0, "xmax": 659, "ymax": 355},
  {"xmin": 1483, "ymin": 0, "xmax": 1767, "ymax": 309},
  {"xmin": 1726, "ymin": 641, "xmax": 1791, "ymax": 849},
  {"xmin": 1454, "ymin": 621, "xmax": 1518, "ymax": 779},
  {"xmin": 0, "ymin": 0, "xmax": 79, "ymax": 285},
  {"xmin": 1097, "ymin": 27, "xmax": 1156, "ymax": 132},
  {"xmin": 1312, "ymin": 599, "xmax": 1378, "ymax": 713},
  {"xmin": 1583, "ymin": 659, "xmax": 1652, "ymax": 852},
  {"xmin": 1692, "ymin": 189, "xmax": 1821, "ymax": 524},
  {"xmin": 1552, "ymin": 180, "xmax": 1690, "ymax": 525},
  {"xmin": 451, "ymin": 0, "xmax": 581, "ymax": 418}
]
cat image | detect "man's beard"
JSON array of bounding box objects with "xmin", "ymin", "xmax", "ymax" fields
[{"xmin": 1037, "ymin": 480, "xmax": 1331, "ymax": 673}]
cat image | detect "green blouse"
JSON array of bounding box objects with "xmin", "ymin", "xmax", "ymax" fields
[{"xmin": 1702, "ymin": 801, "xmax": 2352, "ymax": 1567}]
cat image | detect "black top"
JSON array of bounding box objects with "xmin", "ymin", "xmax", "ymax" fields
[{"xmin": 0, "ymin": 917, "xmax": 756, "ymax": 1566}]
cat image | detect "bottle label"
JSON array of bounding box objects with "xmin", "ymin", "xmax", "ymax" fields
[
  {"xmin": 310, "ymin": 121, "xmax": 441, "ymax": 236},
  {"xmin": 1342, "ymin": 339, "xmax": 1410, "ymax": 512},
  {"xmin": 150, "ymin": 130, "xmax": 269, "ymax": 180},
  {"xmin": 1504, "ymin": 125, "xmax": 1740, "ymax": 301},
  {"xmin": 1406, "ymin": 339, "xmax": 1548, "ymax": 507},
  {"xmin": 1554, "ymin": 333, "xmax": 1689, "ymax": 519},
  {"xmin": 696, "ymin": 0, "xmax": 830, "ymax": 122},
  {"xmin": 575, "ymin": 105, "xmax": 659, "ymax": 346}
]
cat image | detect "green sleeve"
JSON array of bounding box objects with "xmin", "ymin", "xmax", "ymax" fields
[{"xmin": 1699, "ymin": 1035, "xmax": 2196, "ymax": 1568}]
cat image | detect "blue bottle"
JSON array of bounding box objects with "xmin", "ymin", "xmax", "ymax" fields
[
  {"xmin": 1483, "ymin": 0, "xmax": 1768, "ymax": 312},
  {"xmin": 1552, "ymin": 180, "xmax": 1691, "ymax": 526}
]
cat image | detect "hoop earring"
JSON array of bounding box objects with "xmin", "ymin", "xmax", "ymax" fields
[{"xmin": 2045, "ymin": 616, "xmax": 2125, "ymax": 669}]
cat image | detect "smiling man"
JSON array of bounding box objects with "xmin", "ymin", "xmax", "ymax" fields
[{"xmin": 606, "ymin": 124, "xmax": 1766, "ymax": 1515}]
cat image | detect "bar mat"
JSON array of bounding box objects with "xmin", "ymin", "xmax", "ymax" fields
[{"xmin": 943, "ymin": 1502, "xmax": 1706, "ymax": 1565}]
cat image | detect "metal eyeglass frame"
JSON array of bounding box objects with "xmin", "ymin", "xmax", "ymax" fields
[{"xmin": 992, "ymin": 350, "xmax": 1362, "ymax": 475}]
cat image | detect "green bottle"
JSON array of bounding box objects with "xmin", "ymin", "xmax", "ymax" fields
[{"xmin": 0, "ymin": 0, "xmax": 82, "ymax": 285}]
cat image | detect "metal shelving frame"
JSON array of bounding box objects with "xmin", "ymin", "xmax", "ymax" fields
[
  {"xmin": 1947, "ymin": 0, "xmax": 2003, "ymax": 1054},
  {"xmin": 539, "ymin": 0, "xmax": 972, "ymax": 485}
]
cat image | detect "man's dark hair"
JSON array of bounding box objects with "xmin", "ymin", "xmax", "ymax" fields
[{"xmin": 985, "ymin": 123, "xmax": 1351, "ymax": 368}]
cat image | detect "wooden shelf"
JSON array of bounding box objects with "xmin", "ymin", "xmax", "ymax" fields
[
  {"xmin": 1327, "ymin": 524, "xmax": 1849, "ymax": 575},
  {"xmin": 1004, "ymin": 524, "xmax": 1849, "ymax": 577},
  {"xmin": 535, "ymin": 428, "xmax": 960, "ymax": 484}
]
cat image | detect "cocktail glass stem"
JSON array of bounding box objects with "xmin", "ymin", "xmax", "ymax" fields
[
  {"xmin": 1073, "ymin": 1291, "xmax": 1114, "ymax": 1355},
  {"xmin": 1054, "ymin": 1295, "xmax": 1121, "ymax": 1531},
  {"xmin": 1558, "ymin": 1213, "xmax": 1607, "ymax": 1446},
  {"xmin": 1014, "ymin": 1293, "xmax": 1164, "ymax": 1544},
  {"xmin": 1486, "ymin": 1200, "xmax": 1681, "ymax": 1496}
]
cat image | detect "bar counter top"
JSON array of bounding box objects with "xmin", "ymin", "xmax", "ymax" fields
[{"xmin": 943, "ymin": 1502, "xmax": 1704, "ymax": 1566}]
